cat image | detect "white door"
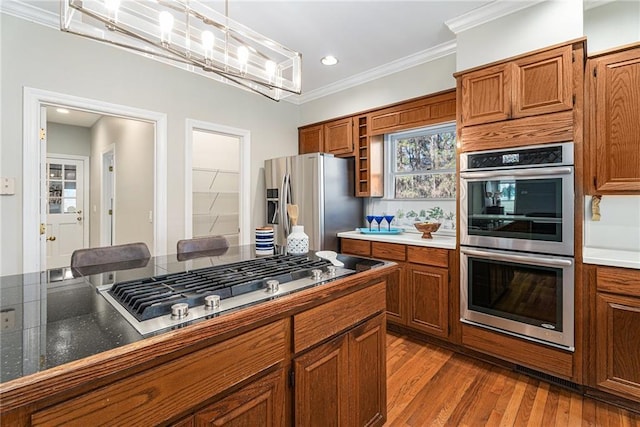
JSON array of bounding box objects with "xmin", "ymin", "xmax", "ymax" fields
[{"xmin": 46, "ymin": 157, "xmax": 88, "ymax": 268}]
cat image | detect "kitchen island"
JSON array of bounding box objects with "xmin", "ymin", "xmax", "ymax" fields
[{"xmin": 0, "ymin": 246, "xmax": 397, "ymax": 426}]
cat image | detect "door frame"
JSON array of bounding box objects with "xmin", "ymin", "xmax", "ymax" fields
[
  {"xmin": 184, "ymin": 119, "xmax": 251, "ymax": 245},
  {"xmin": 45, "ymin": 153, "xmax": 91, "ymax": 266},
  {"xmin": 23, "ymin": 87, "xmax": 168, "ymax": 274},
  {"xmin": 101, "ymin": 145, "xmax": 116, "ymax": 246}
]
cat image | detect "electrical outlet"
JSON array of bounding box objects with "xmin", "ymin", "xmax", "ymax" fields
[{"xmin": 1, "ymin": 309, "xmax": 16, "ymax": 330}]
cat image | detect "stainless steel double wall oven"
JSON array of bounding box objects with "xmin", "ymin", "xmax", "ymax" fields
[{"xmin": 459, "ymin": 142, "xmax": 575, "ymax": 350}]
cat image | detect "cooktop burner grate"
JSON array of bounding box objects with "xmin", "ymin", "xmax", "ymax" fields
[{"xmin": 108, "ymin": 254, "xmax": 331, "ymax": 321}]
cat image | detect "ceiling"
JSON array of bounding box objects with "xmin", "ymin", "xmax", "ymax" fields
[
  {"xmin": 6, "ymin": 0, "xmax": 503, "ymax": 103},
  {"xmin": 46, "ymin": 106, "xmax": 102, "ymax": 127}
]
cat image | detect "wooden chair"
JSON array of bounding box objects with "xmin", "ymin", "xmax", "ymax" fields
[
  {"xmin": 70, "ymin": 242, "xmax": 151, "ymax": 276},
  {"xmin": 176, "ymin": 235, "xmax": 229, "ymax": 261}
]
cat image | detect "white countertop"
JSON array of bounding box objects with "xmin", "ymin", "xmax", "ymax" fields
[
  {"xmin": 583, "ymin": 247, "xmax": 640, "ymax": 270},
  {"xmin": 337, "ymin": 230, "xmax": 457, "ymax": 250}
]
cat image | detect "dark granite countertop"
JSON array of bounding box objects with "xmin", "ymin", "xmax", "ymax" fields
[{"xmin": 0, "ymin": 245, "xmax": 287, "ymax": 384}]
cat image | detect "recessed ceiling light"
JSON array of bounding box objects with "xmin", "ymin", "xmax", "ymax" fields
[
  {"xmin": 321, "ymin": 56, "xmax": 338, "ymax": 66},
  {"xmin": 56, "ymin": 108, "xmax": 70, "ymax": 114}
]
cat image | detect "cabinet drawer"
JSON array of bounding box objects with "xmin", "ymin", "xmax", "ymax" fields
[
  {"xmin": 406, "ymin": 246, "xmax": 449, "ymax": 268},
  {"xmin": 597, "ymin": 266, "xmax": 640, "ymax": 296},
  {"xmin": 372, "ymin": 242, "xmax": 406, "ymax": 261},
  {"xmin": 341, "ymin": 238, "xmax": 371, "ymax": 256},
  {"xmin": 293, "ymin": 281, "xmax": 386, "ymax": 353},
  {"xmin": 32, "ymin": 320, "xmax": 288, "ymax": 426}
]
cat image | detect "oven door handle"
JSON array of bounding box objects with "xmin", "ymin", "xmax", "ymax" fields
[
  {"xmin": 461, "ymin": 248, "xmax": 574, "ymax": 268},
  {"xmin": 460, "ymin": 166, "xmax": 573, "ymax": 179}
]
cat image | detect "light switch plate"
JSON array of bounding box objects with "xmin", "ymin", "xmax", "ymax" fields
[{"xmin": 0, "ymin": 177, "xmax": 16, "ymax": 195}]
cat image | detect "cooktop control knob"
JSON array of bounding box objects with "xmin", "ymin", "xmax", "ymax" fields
[
  {"xmin": 204, "ymin": 295, "xmax": 221, "ymax": 310},
  {"xmin": 326, "ymin": 266, "xmax": 336, "ymax": 276},
  {"xmin": 266, "ymin": 280, "xmax": 279, "ymax": 293},
  {"xmin": 171, "ymin": 303, "xmax": 189, "ymax": 319},
  {"xmin": 311, "ymin": 269, "xmax": 323, "ymax": 279}
]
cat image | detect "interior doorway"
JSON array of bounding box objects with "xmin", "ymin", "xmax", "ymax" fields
[
  {"xmin": 23, "ymin": 87, "xmax": 168, "ymax": 274},
  {"xmin": 184, "ymin": 119, "xmax": 251, "ymax": 245}
]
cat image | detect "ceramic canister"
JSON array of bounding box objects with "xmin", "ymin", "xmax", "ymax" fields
[
  {"xmin": 286, "ymin": 225, "xmax": 309, "ymax": 255},
  {"xmin": 255, "ymin": 227, "xmax": 274, "ymax": 255}
]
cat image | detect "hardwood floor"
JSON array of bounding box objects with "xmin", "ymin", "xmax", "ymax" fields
[{"xmin": 385, "ymin": 333, "xmax": 640, "ymax": 426}]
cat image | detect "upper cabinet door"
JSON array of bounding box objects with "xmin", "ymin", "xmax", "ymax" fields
[
  {"xmin": 323, "ymin": 117, "xmax": 354, "ymax": 155},
  {"xmin": 589, "ymin": 46, "xmax": 640, "ymax": 194},
  {"xmin": 299, "ymin": 125, "xmax": 323, "ymax": 154},
  {"xmin": 460, "ymin": 63, "xmax": 512, "ymax": 126},
  {"xmin": 512, "ymin": 45, "xmax": 573, "ymax": 118}
]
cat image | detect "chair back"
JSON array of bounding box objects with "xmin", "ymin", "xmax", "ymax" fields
[
  {"xmin": 176, "ymin": 235, "xmax": 229, "ymax": 260},
  {"xmin": 70, "ymin": 242, "xmax": 151, "ymax": 276}
]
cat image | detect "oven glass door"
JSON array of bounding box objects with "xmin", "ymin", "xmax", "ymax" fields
[
  {"xmin": 460, "ymin": 248, "xmax": 574, "ymax": 350},
  {"xmin": 460, "ymin": 166, "xmax": 574, "ymax": 255}
]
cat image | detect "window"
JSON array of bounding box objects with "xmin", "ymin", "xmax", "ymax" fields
[{"xmin": 385, "ymin": 122, "xmax": 456, "ymax": 199}]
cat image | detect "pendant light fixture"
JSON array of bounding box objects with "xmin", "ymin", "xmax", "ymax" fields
[{"xmin": 60, "ymin": 0, "xmax": 302, "ymax": 101}]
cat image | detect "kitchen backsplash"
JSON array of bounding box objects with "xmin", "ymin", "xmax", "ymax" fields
[
  {"xmin": 584, "ymin": 195, "xmax": 640, "ymax": 252},
  {"xmin": 364, "ymin": 199, "xmax": 456, "ymax": 232}
]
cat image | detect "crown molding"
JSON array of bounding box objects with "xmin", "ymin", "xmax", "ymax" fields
[
  {"xmin": 294, "ymin": 40, "xmax": 456, "ymax": 105},
  {"xmin": 445, "ymin": 0, "xmax": 546, "ymax": 35},
  {"xmin": 0, "ymin": 0, "xmax": 58, "ymax": 29}
]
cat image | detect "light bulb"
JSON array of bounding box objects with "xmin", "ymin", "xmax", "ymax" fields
[
  {"xmin": 202, "ymin": 30, "xmax": 214, "ymax": 61},
  {"xmin": 104, "ymin": 0, "xmax": 120, "ymax": 12},
  {"xmin": 265, "ymin": 60, "xmax": 276, "ymax": 77},
  {"xmin": 104, "ymin": 0, "xmax": 120, "ymax": 26},
  {"xmin": 159, "ymin": 11, "xmax": 174, "ymax": 44},
  {"xmin": 237, "ymin": 46, "xmax": 249, "ymax": 65}
]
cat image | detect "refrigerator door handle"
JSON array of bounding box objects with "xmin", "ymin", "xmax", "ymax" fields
[{"xmin": 280, "ymin": 173, "xmax": 291, "ymax": 238}]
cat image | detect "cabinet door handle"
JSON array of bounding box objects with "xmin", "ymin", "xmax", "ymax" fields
[{"xmin": 47, "ymin": 236, "xmax": 56, "ymax": 241}]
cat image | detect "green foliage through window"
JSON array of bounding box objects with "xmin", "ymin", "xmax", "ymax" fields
[{"xmin": 387, "ymin": 123, "xmax": 456, "ymax": 199}]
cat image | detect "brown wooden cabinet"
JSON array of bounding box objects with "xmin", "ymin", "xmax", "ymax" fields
[
  {"xmin": 299, "ymin": 124, "xmax": 323, "ymax": 154},
  {"xmin": 406, "ymin": 264, "xmax": 449, "ymax": 338},
  {"xmin": 324, "ymin": 117, "xmax": 355, "ymax": 156},
  {"xmin": 341, "ymin": 238, "xmax": 452, "ymax": 341},
  {"xmin": 193, "ymin": 369, "xmax": 286, "ymax": 426},
  {"xmin": 354, "ymin": 114, "xmax": 383, "ymax": 197},
  {"xmin": 367, "ymin": 91, "xmax": 456, "ymax": 135},
  {"xmin": 459, "ymin": 44, "xmax": 573, "ymax": 127},
  {"xmin": 294, "ymin": 314, "xmax": 385, "ymax": 427},
  {"xmin": 460, "ymin": 62, "xmax": 511, "ymax": 126},
  {"xmin": 586, "ymin": 44, "xmax": 640, "ymax": 194},
  {"xmin": 385, "ymin": 263, "xmax": 406, "ymax": 324},
  {"xmin": 593, "ymin": 266, "xmax": 640, "ymax": 402}
]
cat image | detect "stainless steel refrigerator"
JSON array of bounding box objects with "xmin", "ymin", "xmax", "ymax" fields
[{"xmin": 264, "ymin": 153, "xmax": 362, "ymax": 252}]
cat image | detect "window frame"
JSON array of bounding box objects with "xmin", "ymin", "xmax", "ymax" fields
[{"xmin": 383, "ymin": 121, "xmax": 457, "ymax": 200}]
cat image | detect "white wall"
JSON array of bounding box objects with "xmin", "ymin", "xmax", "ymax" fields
[
  {"xmin": 585, "ymin": 0, "xmax": 640, "ymax": 54},
  {"xmin": 299, "ymin": 54, "xmax": 457, "ymax": 125},
  {"xmin": 47, "ymin": 123, "xmax": 91, "ymax": 157},
  {"xmin": 0, "ymin": 14, "xmax": 299, "ymax": 275},
  {"xmin": 584, "ymin": 196, "xmax": 640, "ymax": 252},
  {"xmin": 89, "ymin": 116, "xmax": 155, "ymax": 250},
  {"xmin": 456, "ymin": 1, "xmax": 583, "ymax": 71}
]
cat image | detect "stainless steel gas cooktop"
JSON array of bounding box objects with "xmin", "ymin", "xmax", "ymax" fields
[{"xmin": 97, "ymin": 253, "xmax": 378, "ymax": 335}]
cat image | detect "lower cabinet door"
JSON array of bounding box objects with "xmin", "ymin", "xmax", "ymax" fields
[
  {"xmin": 194, "ymin": 369, "xmax": 286, "ymax": 426},
  {"xmin": 407, "ymin": 264, "xmax": 449, "ymax": 338},
  {"xmin": 349, "ymin": 314, "xmax": 386, "ymax": 427},
  {"xmin": 294, "ymin": 334, "xmax": 350, "ymax": 426},
  {"xmin": 595, "ymin": 292, "xmax": 640, "ymax": 401},
  {"xmin": 293, "ymin": 314, "xmax": 386, "ymax": 427},
  {"xmin": 386, "ymin": 263, "xmax": 406, "ymax": 324}
]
